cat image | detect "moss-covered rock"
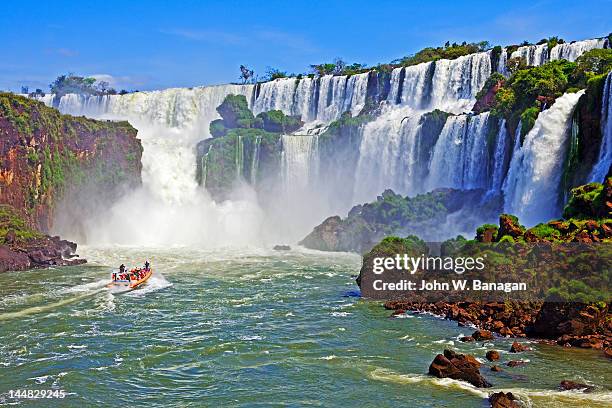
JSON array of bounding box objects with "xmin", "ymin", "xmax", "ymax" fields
[
  {"xmin": 0, "ymin": 93, "xmax": 142, "ymax": 233},
  {"xmin": 256, "ymin": 110, "xmax": 303, "ymax": 133},
  {"xmin": 215, "ymin": 94, "xmax": 255, "ymax": 129}
]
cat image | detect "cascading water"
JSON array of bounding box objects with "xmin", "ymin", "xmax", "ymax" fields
[
  {"xmin": 590, "ymin": 71, "xmax": 612, "ymax": 182},
  {"xmin": 352, "ymin": 108, "xmax": 424, "ymax": 202},
  {"xmin": 426, "ymin": 112, "xmax": 491, "ymax": 190},
  {"xmin": 549, "ymin": 38, "xmax": 607, "ymax": 62},
  {"xmin": 503, "ymin": 91, "xmax": 584, "ymax": 225},
  {"xmin": 510, "ymin": 38, "xmax": 606, "ymax": 67},
  {"xmin": 36, "ymin": 37, "xmax": 607, "ymax": 243},
  {"xmin": 510, "ymin": 43, "xmax": 549, "ymax": 67},
  {"xmin": 489, "ymin": 120, "xmax": 508, "ymax": 192}
]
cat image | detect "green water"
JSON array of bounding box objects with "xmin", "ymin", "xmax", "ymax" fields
[{"xmin": 0, "ymin": 247, "xmax": 610, "ymax": 407}]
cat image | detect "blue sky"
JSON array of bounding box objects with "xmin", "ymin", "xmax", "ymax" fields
[{"xmin": 1, "ymin": 0, "xmax": 610, "ymax": 91}]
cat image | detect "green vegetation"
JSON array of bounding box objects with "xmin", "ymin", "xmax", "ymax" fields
[
  {"xmin": 482, "ymin": 48, "xmax": 612, "ymax": 137},
  {"xmin": 256, "ymin": 110, "xmax": 302, "ymax": 133},
  {"xmin": 49, "ymin": 74, "xmax": 123, "ymax": 98},
  {"xmin": 370, "ymin": 235, "xmax": 428, "ymax": 257},
  {"xmin": 0, "ymin": 204, "xmax": 43, "ymax": 244},
  {"xmin": 563, "ymin": 181, "xmax": 606, "ymax": 219},
  {"xmin": 395, "ymin": 41, "xmax": 490, "ymax": 67},
  {"xmin": 214, "ymin": 94, "xmax": 255, "ymax": 131},
  {"xmin": 0, "ymin": 92, "xmax": 141, "ymax": 223},
  {"xmin": 210, "ymin": 95, "xmax": 303, "ymax": 137},
  {"xmin": 475, "ymin": 73, "xmax": 505, "ymax": 102}
]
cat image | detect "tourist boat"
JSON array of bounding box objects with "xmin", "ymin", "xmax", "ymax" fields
[{"xmin": 107, "ymin": 268, "xmax": 153, "ymax": 292}]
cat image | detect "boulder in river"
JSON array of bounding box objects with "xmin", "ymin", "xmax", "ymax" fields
[
  {"xmin": 509, "ymin": 341, "xmax": 529, "ymax": 353},
  {"xmin": 428, "ymin": 349, "xmax": 492, "ymax": 388},
  {"xmin": 489, "ymin": 391, "xmax": 521, "ymax": 408},
  {"xmin": 486, "ymin": 350, "xmax": 500, "ymax": 361},
  {"xmin": 473, "ymin": 329, "xmax": 494, "ymax": 341},
  {"xmin": 559, "ymin": 380, "xmax": 595, "ymax": 392}
]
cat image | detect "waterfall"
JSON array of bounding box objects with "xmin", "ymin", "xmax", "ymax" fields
[
  {"xmin": 235, "ymin": 135, "xmax": 244, "ymax": 180},
  {"xmin": 352, "ymin": 108, "xmax": 424, "ymax": 202},
  {"xmin": 511, "ymin": 38, "xmax": 606, "ymax": 67},
  {"xmin": 590, "ymin": 71, "xmax": 612, "ymax": 182},
  {"xmin": 549, "ymin": 38, "xmax": 607, "ymax": 62},
  {"xmin": 426, "ymin": 112, "xmax": 491, "ymax": 190},
  {"xmin": 510, "ymin": 43, "xmax": 549, "ymax": 66},
  {"xmin": 489, "ymin": 119, "xmax": 508, "ymax": 192},
  {"xmin": 250, "ymin": 135, "xmax": 262, "ymax": 185},
  {"xmin": 497, "ymin": 48, "xmax": 509, "ymax": 76},
  {"xmin": 34, "ymin": 38, "xmax": 605, "ymax": 242},
  {"xmin": 503, "ymin": 91, "xmax": 584, "ymax": 225},
  {"xmin": 281, "ymin": 135, "xmax": 319, "ymax": 193},
  {"xmin": 250, "ymin": 73, "xmax": 369, "ymax": 122}
]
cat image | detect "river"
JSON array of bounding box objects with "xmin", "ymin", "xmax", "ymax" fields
[{"xmin": 0, "ymin": 246, "xmax": 610, "ymax": 407}]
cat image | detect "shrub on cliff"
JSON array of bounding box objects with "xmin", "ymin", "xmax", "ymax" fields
[
  {"xmin": 570, "ymin": 48, "xmax": 612, "ymax": 88},
  {"xmin": 396, "ymin": 41, "xmax": 489, "ymax": 67},
  {"xmin": 562, "ymin": 179, "xmax": 608, "ymax": 219},
  {"xmin": 0, "ymin": 205, "xmax": 42, "ymax": 244},
  {"xmin": 255, "ymin": 110, "xmax": 303, "ymax": 133},
  {"xmin": 215, "ymin": 94, "xmax": 255, "ymax": 129}
]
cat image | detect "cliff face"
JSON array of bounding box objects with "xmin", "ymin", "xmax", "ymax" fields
[{"xmin": 0, "ymin": 93, "xmax": 142, "ymax": 234}]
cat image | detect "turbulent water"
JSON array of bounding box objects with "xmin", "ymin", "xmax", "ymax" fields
[{"xmin": 1, "ymin": 247, "xmax": 611, "ymax": 407}]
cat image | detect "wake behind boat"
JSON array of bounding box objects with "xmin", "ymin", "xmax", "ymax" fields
[{"xmin": 107, "ymin": 262, "xmax": 153, "ymax": 293}]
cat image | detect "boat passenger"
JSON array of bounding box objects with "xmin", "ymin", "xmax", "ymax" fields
[
  {"xmin": 119, "ymin": 264, "xmax": 125, "ymax": 274},
  {"xmin": 144, "ymin": 261, "xmax": 150, "ymax": 270}
]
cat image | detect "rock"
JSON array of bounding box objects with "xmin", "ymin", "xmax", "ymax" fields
[
  {"xmin": 509, "ymin": 341, "xmax": 528, "ymax": 353},
  {"xmin": 459, "ymin": 336, "xmax": 475, "ymax": 342},
  {"xmin": 428, "ymin": 349, "xmax": 491, "ymax": 388},
  {"xmin": 489, "ymin": 391, "xmax": 521, "ymax": 408},
  {"xmin": 486, "ymin": 350, "xmax": 500, "ymax": 361},
  {"xmin": 0, "ymin": 245, "xmax": 31, "ymax": 273},
  {"xmin": 559, "ymin": 380, "xmax": 595, "ymax": 392},
  {"xmin": 491, "ymin": 365, "xmax": 503, "ymax": 372},
  {"xmin": 5, "ymin": 229, "xmax": 16, "ymax": 245},
  {"xmin": 506, "ymin": 360, "xmax": 526, "ymax": 367},
  {"xmin": 273, "ymin": 245, "xmax": 291, "ymax": 251},
  {"xmin": 604, "ymin": 348, "xmax": 612, "ymax": 359},
  {"xmin": 497, "ymin": 214, "xmax": 525, "ymax": 240},
  {"xmin": 473, "ymin": 329, "xmax": 494, "ymax": 341},
  {"xmin": 472, "ymin": 76, "xmax": 504, "ymax": 114}
]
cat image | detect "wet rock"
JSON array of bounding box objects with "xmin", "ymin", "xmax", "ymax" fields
[
  {"xmin": 273, "ymin": 245, "xmax": 291, "ymax": 251},
  {"xmin": 428, "ymin": 349, "xmax": 492, "ymax": 388},
  {"xmin": 604, "ymin": 348, "xmax": 612, "ymax": 359},
  {"xmin": 459, "ymin": 336, "xmax": 475, "ymax": 342},
  {"xmin": 0, "ymin": 245, "xmax": 31, "ymax": 272},
  {"xmin": 490, "ymin": 365, "xmax": 503, "ymax": 372},
  {"xmin": 509, "ymin": 341, "xmax": 528, "ymax": 353},
  {"xmin": 473, "ymin": 329, "xmax": 494, "ymax": 341},
  {"xmin": 559, "ymin": 380, "xmax": 595, "ymax": 392},
  {"xmin": 489, "ymin": 391, "xmax": 521, "ymax": 408},
  {"xmin": 486, "ymin": 350, "xmax": 500, "ymax": 361},
  {"xmin": 506, "ymin": 360, "xmax": 527, "ymax": 367}
]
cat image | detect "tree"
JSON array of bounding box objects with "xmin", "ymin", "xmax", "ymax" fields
[
  {"xmin": 263, "ymin": 67, "xmax": 288, "ymax": 81},
  {"xmin": 333, "ymin": 58, "xmax": 346, "ymax": 75},
  {"xmin": 239, "ymin": 65, "xmax": 254, "ymax": 84},
  {"xmin": 49, "ymin": 74, "xmax": 98, "ymax": 97},
  {"xmin": 21, "ymin": 86, "xmax": 29, "ymax": 94}
]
